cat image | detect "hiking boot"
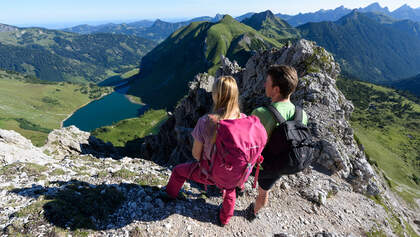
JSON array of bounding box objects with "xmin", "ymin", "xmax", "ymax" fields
[
  {"xmin": 245, "ymin": 203, "xmax": 258, "ymax": 222},
  {"xmin": 216, "ymin": 208, "xmax": 226, "ymax": 227},
  {"xmin": 157, "ymin": 188, "xmax": 188, "ymax": 202},
  {"xmin": 235, "ymin": 187, "xmax": 244, "ymax": 197},
  {"xmin": 157, "ymin": 190, "xmax": 176, "ymax": 203}
]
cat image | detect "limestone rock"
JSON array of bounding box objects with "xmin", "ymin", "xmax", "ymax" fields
[
  {"xmin": 0, "ymin": 129, "xmax": 53, "ymax": 165},
  {"xmin": 42, "ymin": 126, "xmax": 119, "ymax": 159}
]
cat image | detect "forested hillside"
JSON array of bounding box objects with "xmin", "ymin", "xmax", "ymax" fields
[{"xmin": 0, "ymin": 27, "xmax": 157, "ymax": 83}]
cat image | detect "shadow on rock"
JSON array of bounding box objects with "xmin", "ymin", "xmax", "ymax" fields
[
  {"xmin": 10, "ymin": 179, "xmax": 230, "ymax": 231},
  {"xmin": 79, "ymin": 136, "xmax": 125, "ymax": 160}
]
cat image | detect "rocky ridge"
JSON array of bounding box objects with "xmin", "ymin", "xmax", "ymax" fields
[
  {"xmin": 0, "ymin": 40, "xmax": 419, "ymax": 236},
  {"xmin": 140, "ymin": 39, "xmax": 376, "ymax": 196}
]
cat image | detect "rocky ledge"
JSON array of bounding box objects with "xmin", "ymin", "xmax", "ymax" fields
[
  {"xmin": 0, "ymin": 126, "xmax": 418, "ymax": 236},
  {"xmin": 1, "ymin": 40, "xmax": 419, "ymax": 236}
]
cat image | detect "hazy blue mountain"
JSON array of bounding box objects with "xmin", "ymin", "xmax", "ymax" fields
[
  {"xmin": 359, "ymin": 2, "xmax": 390, "ymax": 14},
  {"xmin": 298, "ymin": 11, "xmax": 420, "ymax": 83},
  {"xmin": 63, "ymin": 15, "xmax": 226, "ymax": 42},
  {"xmin": 127, "ymin": 15, "xmax": 282, "ymax": 109},
  {"xmin": 235, "ymin": 12, "xmax": 256, "ymax": 22},
  {"xmin": 126, "ymin": 20, "xmax": 155, "ymax": 28},
  {"xmin": 390, "ymin": 4, "xmax": 420, "ymax": 22},
  {"xmin": 276, "ymin": 6, "xmax": 352, "ymax": 26},
  {"xmin": 275, "ymin": 3, "xmax": 420, "ymax": 27},
  {"xmin": 275, "ymin": 13, "xmax": 293, "ymax": 21}
]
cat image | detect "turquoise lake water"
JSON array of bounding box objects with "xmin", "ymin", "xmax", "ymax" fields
[{"xmin": 63, "ymin": 86, "xmax": 147, "ymax": 131}]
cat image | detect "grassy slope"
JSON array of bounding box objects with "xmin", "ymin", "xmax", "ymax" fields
[
  {"xmin": 0, "ymin": 70, "xmax": 111, "ymax": 146},
  {"xmin": 337, "ymin": 78, "xmax": 420, "ymax": 208},
  {"xmin": 128, "ymin": 15, "xmax": 282, "ymax": 109},
  {"xmin": 91, "ymin": 109, "xmax": 167, "ymax": 147}
]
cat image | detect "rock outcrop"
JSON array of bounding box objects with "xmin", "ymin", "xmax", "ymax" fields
[
  {"xmin": 140, "ymin": 39, "xmax": 377, "ymax": 196},
  {"xmin": 0, "ymin": 129, "xmax": 52, "ymax": 166},
  {"xmin": 43, "ymin": 126, "xmax": 120, "ymax": 159},
  {"xmin": 1, "ymin": 40, "xmax": 418, "ymax": 236}
]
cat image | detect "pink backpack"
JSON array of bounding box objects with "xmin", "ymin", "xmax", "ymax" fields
[{"xmin": 199, "ymin": 115, "xmax": 268, "ymax": 190}]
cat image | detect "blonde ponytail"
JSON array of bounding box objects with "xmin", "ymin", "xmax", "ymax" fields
[{"xmin": 212, "ymin": 76, "xmax": 240, "ymax": 120}]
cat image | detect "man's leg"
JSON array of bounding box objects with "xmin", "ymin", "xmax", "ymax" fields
[
  {"xmin": 252, "ymin": 172, "xmax": 281, "ymax": 215},
  {"xmin": 254, "ymin": 186, "xmax": 269, "ymax": 214}
]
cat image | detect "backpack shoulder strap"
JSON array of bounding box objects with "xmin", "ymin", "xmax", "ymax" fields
[
  {"xmin": 266, "ymin": 104, "xmax": 286, "ymax": 124},
  {"xmin": 207, "ymin": 114, "xmax": 219, "ymax": 144},
  {"xmin": 294, "ymin": 106, "xmax": 303, "ymax": 123}
]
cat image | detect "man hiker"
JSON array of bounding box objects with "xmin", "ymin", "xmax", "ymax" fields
[{"xmin": 247, "ymin": 65, "xmax": 309, "ymax": 220}]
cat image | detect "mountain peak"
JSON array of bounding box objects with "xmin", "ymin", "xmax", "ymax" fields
[
  {"xmin": 241, "ymin": 10, "xmax": 287, "ymax": 30},
  {"xmin": 260, "ymin": 10, "xmax": 276, "ymax": 18},
  {"xmin": 361, "ymin": 2, "xmax": 390, "ymax": 13},
  {"xmin": 220, "ymin": 14, "xmax": 235, "ymax": 23},
  {"xmin": 214, "ymin": 13, "xmax": 225, "ymax": 20},
  {"xmin": 395, "ymin": 4, "xmax": 413, "ymax": 12},
  {"xmin": 365, "ymin": 2, "xmax": 381, "ymax": 9}
]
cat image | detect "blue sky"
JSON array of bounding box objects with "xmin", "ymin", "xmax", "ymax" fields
[{"xmin": 1, "ymin": 0, "xmax": 420, "ymax": 28}]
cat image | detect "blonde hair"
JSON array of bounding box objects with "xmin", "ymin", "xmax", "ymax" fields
[{"xmin": 212, "ymin": 76, "xmax": 240, "ymax": 120}]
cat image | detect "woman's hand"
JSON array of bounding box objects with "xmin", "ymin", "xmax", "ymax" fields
[{"xmin": 192, "ymin": 139, "xmax": 203, "ymax": 161}]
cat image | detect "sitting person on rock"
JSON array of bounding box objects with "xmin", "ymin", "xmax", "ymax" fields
[
  {"xmin": 247, "ymin": 65, "xmax": 309, "ymax": 221},
  {"xmin": 161, "ymin": 76, "xmax": 267, "ymax": 226}
]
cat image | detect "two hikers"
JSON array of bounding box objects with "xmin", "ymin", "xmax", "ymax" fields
[{"xmin": 162, "ymin": 65, "xmax": 311, "ymax": 226}]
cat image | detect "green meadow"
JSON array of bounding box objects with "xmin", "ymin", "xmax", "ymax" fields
[
  {"xmin": 337, "ymin": 78, "xmax": 420, "ymax": 208},
  {"xmin": 91, "ymin": 109, "xmax": 168, "ymax": 147},
  {"xmin": 0, "ymin": 70, "xmax": 111, "ymax": 146}
]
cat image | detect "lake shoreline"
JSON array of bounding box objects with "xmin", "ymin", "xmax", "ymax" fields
[{"xmin": 60, "ymin": 92, "xmax": 111, "ymax": 128}]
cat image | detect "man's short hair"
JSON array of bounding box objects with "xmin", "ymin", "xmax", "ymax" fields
[{"xmin": 267, "ymin": 65, "xmax": 298, "ymax": 99}]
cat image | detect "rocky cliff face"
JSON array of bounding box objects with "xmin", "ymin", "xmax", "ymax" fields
[
  {"xmin": 1, "ymin": 40, "xmax": 419, "ymax": 236},
  {"xmin": 140, "ymin": 39, "xmax": 377, "ymax": 196}
]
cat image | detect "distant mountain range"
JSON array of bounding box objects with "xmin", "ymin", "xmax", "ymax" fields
[
  {"xmin": 127, "ymin": 15, "xmax": 282, "ymax": 109},
  {"xmin": 276, "ymin": 2, "xmax": 420, "ymax": 26},
  {"xmin": 298, "ymin": 11, "xmax": 420, "ymax": 83},
  {"xmin": 2, "ymin": 2, "xmax": 420, "ymax": 100},
  {"xmin": 123, "ymin": 9, "xmax": 420, "ymax": 109},
  {"xmin": 63, "ymin": 15, "xmax": 227, "ymax": 42},
  {"xmin": 0, "ymin": 26, "xmax": 157, "ymax": 82}
]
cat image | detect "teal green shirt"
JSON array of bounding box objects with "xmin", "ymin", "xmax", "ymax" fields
[{"xmin": 251, "ymin": 101, "xmax": 308, "ymax": 137}]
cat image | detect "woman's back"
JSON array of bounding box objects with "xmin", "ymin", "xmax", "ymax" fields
[{"xmin": 191, "ymin": 113, "xmax": 246, "ymax": 161}]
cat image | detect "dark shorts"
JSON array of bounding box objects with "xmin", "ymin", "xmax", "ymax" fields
[{"xmin": 258, "ymin": 170, "xmax": 282, "ymax": 191}]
